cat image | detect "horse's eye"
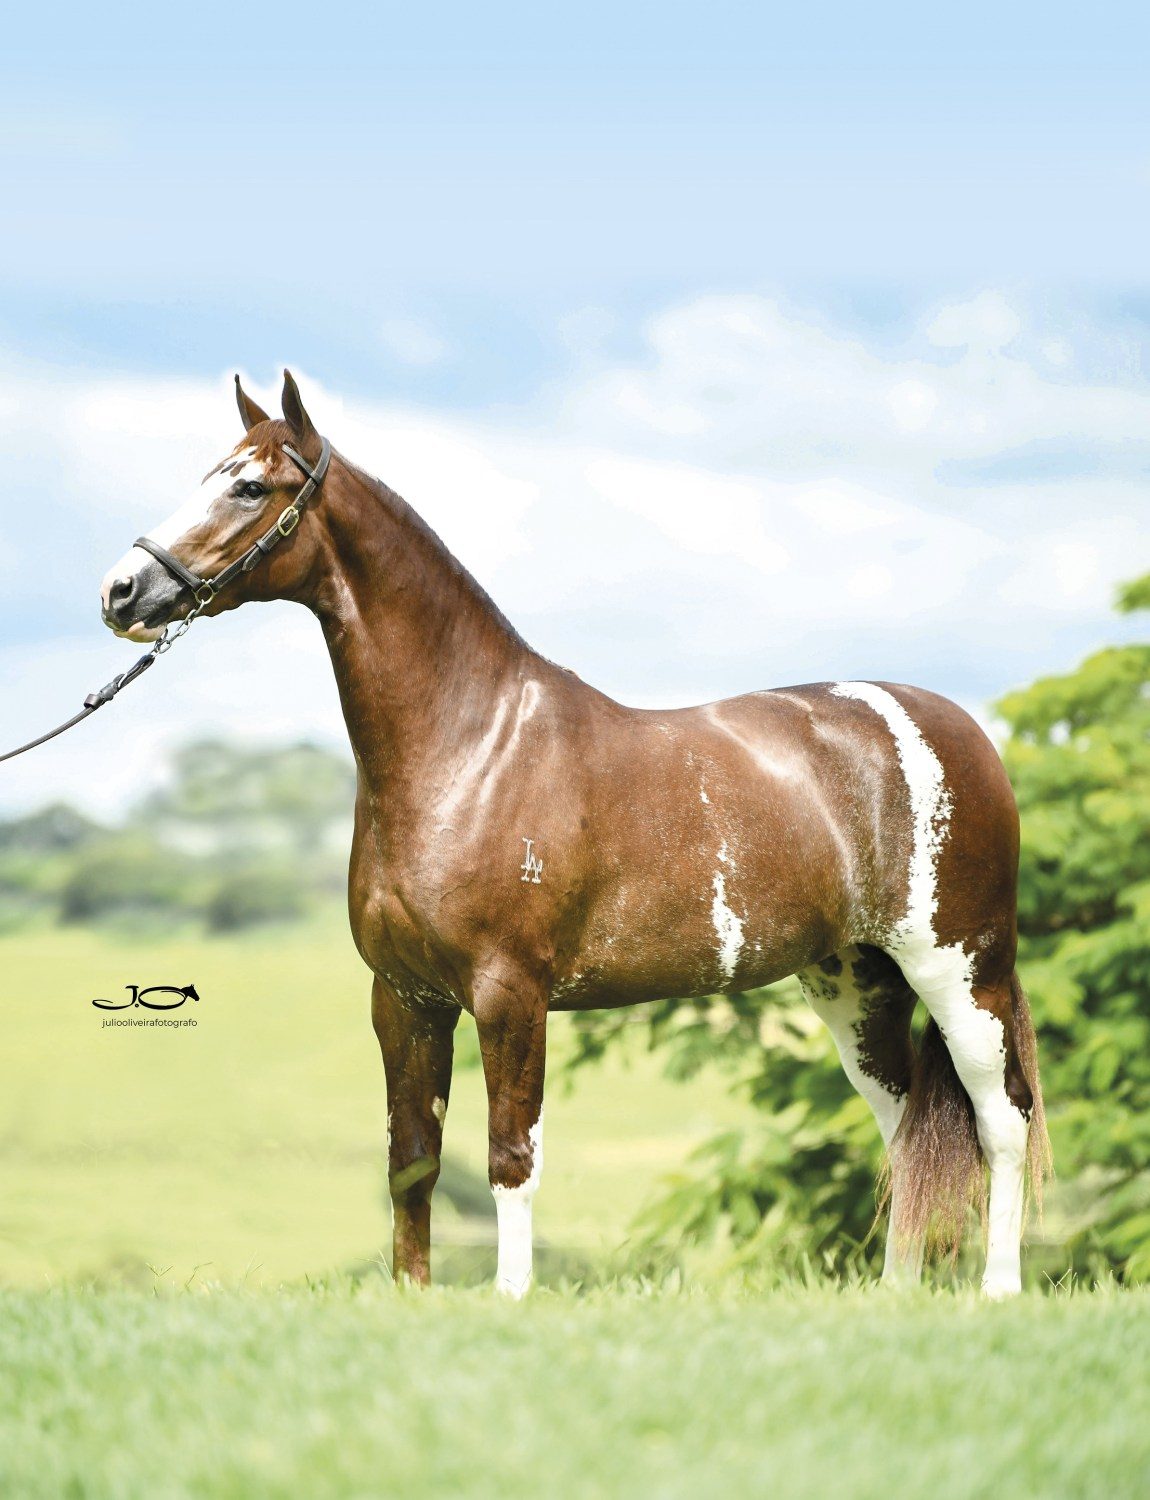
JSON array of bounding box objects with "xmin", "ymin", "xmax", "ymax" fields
[{"xmin": 242, "ymin": 481, "xmax": 265, "ymax": 499}]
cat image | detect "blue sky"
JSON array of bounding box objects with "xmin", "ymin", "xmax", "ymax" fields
[{"xmin": 0, "ymin": 3, "xmax": 1147, "ymax": 812}]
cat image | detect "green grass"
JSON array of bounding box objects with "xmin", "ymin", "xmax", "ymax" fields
[
  {"xmin": 3, "ymin": 919, "xmax": 1148, "ymax": 1497},
  {"xmin": 2, "ymin": 1282, "xmax": 1148, "ymax": 1499},
  {"xmin": 0, "ymin": 916, "xmax": 749, "ymax": 1287}
]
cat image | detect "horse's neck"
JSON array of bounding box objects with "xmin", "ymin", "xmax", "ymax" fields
[{"xmin": 312, "ymin": 463, "xmax": 534, "ymax": 792}]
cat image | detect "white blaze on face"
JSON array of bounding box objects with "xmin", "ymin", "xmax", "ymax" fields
[
  {"xmin": 710, "ymin": 839, "xmax": 745, "ymax": 987},
  {"xmin": 492, "ymin": 1109, "xmax": 543, "ymax": 1299},
  {"xmin": 100, "ymin": 447, "xmax": 265, "ymax": 609}
]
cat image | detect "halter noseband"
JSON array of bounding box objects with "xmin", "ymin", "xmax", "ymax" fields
[{"xmin": 133, "ymin": 437, "xmax": 331, "ymax": 607}]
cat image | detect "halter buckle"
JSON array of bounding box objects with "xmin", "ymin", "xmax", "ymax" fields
[
  {"xmin": 277, "ymin": 505, "xmax": 300, "ymax": 538},
  {"xmin": 195, "ymin": 582, "xmax": 217, "ymax": 607}
]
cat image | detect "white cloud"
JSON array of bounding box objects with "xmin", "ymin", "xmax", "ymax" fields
[
  {"xmin": 925, "ymin": 291, "xmax": 1023, "ymax": 351},
  {"xmin": 1, "ymin": 289, "xmax": 1147, "ymax": 816},
  {"xmin": 560, "ymin": 293, "xmax": 1150, "ymax": 481},
  {"xmin": 584, "ymin": 456, "xmax": 789, "ymax": 576}
]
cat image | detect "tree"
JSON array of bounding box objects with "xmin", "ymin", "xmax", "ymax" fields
[
  {"xmin": 136, "ymin": 740, "xmax": 355, "ymax": 858},
  {"xmin": 998, "ymin": 575, "xmax": 1150, "ymax": 1279},
  {"xmin": 571, "ymin": 574, "xmax": 1150, "ymax": 1282}
]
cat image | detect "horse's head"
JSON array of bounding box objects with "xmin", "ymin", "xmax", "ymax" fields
[{"xmin": 100, "ymin": 370, "xmax": 327, "ymax": 641}]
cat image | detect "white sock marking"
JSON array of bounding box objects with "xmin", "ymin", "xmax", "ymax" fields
[{"xmin": 492, "ymin": 1110, "xmax": 543, "ymax": 1298}]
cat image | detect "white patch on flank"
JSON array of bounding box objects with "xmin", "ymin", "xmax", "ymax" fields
[
  {"xmin": 101, "ymin": 447, "xmax": 265, "ymax": 601},
  {"xmin": 431, "ymin": 1096, "xmax": 446, "ymax": 1125},
  {"xmin": 710, "ymin": 844, "xmax": 745, "ymax": 987},
  {"xmin": 699, "ymin": 786, "xmax": 710, "ymax": 805},
  {"xmin": 492, "ymin": 1109, "xmax": 543, "ymax": 1299}
]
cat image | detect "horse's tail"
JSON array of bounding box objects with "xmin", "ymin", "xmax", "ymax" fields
[
  {"xmin": 1008, "ymin": 969, "xmax": 1053, "ymax": 1212},
  {"xmin": 883, "ymin": 969, "xmax": 1050, "ymax": 1257}
]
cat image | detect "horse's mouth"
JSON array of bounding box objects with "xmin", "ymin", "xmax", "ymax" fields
[{"xmin": 101, "ymin": 610, "xmax": 168, "ymax": 643}]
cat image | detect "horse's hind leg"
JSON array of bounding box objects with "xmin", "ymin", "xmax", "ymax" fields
[
  {"xmin": 798, "ymin": 945, "xmax": 922, "ymax": 1284},
  {"xmin": 893, "ymin": 947, "xmax": 1039, "ymax": 1298}
]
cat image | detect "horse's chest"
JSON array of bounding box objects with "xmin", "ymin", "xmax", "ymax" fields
[{"xmin": 349, "ymin": 824, "xmax": 540, "ymax": 994}]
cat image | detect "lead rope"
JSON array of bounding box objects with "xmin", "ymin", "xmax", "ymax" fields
[
  {"xmin": 0, "ymin": 588, "xmax": 208, "ymax": 765},
  {"xmin": 0, "ymin": 436, "xmax": 329, "ymax": 766}
]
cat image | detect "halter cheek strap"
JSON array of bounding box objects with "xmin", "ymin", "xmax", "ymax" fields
[{"xmin": 134, "ymin": 438, "xmax": 331, "ymax": 606}]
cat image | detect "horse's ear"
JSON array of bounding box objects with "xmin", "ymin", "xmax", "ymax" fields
[
  {"xmin": 234, "ymin": 375, "xmax": 271, "ymax": 431},
  {"xmin": 281, "ymin": 369, "xmax": 318, "ymax": 445}
]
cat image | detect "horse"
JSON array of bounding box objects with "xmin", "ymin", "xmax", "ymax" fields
[{"xmin": 99, "ymin": 371, "xmax": 1049, "ymax": 1298}]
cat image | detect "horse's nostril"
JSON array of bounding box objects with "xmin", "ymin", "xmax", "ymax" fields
[{"xmin": 110, "ymin": 576, "xmax": 136, "ymax": 605}]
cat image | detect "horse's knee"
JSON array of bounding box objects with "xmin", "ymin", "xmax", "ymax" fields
[{"xmin": 489, "ymin": 1108, "xmax": 543, "ymax": 1193}]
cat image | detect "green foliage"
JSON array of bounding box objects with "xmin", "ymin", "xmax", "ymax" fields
[
  {"xmin": 573, "ymin": 987, "xmax": 880, "ymax": 1273},
  {"xmin": 59, "ymin": 836, "xmax": 187, "ymax": 923},
  {"xmin": 204, "ymin": 864, "xmax": 309, "ymax": 933},
  {"xmin": 574, "ymin": 573, "xmax": 1150, "ymax": 1282},
  {"xmin": 999, "ymin": 574, "xmax": 1150, "ymax": 1281},
  {"xmin": 139, "ymin": 739, "xmax": 355, "ymax": 858}
]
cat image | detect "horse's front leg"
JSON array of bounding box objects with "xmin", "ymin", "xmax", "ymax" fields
[
  {"xmin": 473, "ymin": 971, "xmax": 547, "ymax": 1298},
  {"xmin": 371, "ymin": 977, "xmax": 459, "ymax": 1287}
]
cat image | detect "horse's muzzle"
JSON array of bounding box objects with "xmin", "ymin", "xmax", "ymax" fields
[{"xmin": 100, "ymin": 558, "xmax": 185, "ymax": 639}]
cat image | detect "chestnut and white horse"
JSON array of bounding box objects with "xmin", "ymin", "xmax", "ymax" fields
[{"xmin": 100, "ymin": 373, "xmax": 1048, "ymax": 1297}]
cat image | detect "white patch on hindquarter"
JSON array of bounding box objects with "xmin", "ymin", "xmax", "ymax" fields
[
  {"xmin": 829, "ymin": 691, "xmax": 1010, "ymax": 1074},
  {"xmin": 492, "ymin": 1109, "xmax": 543, "ymax": 1299},
  {"xmin": 710, "ymin": 840, "xmax": 745, "ymax": 986},
  {"xmin": 831, "ymin": 681, "xmax": 1024, "ymax": 1296},
  {"xmin": 431, "ymin": 1096, "xmax": 447, "ymax": 1125},
  {"xmin": 101, "ymin": 448, "xmax": 265, "ymax": 599},
  {"xmin": 828, "ymin": 683, "xmax": 969, "ymax": 989}
]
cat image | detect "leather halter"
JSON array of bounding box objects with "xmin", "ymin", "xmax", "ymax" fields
[
  {"xmin": 133, "ymin": 438, "xmax": 331, "ymax": 606},
  {"xmin": 0, "ymin": 435, "xmax": 331, "ymax": 765}
]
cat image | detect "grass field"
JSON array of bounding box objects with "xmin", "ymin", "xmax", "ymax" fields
[
  {"xmin": 0, "ymin": 915, "xmax": 750, "ymax": 1287},
  {"xmin": 3, "ymin": 918, "xmax": 1149, "ymax": 1498},
  {"xmin": 2, "ymin": 1283, "xmax": 1148, "ymax": 1499}
]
